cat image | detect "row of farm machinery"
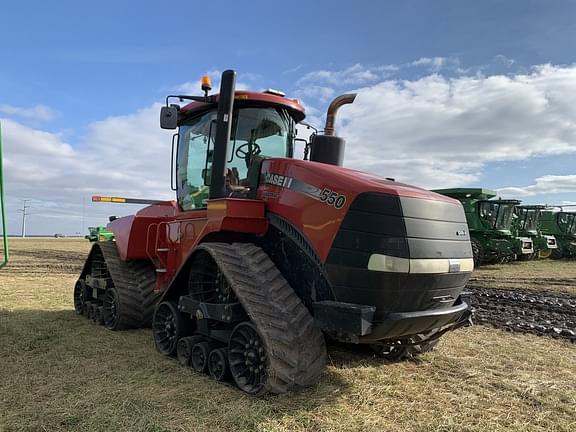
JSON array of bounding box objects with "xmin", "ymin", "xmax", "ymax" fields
[{"xmin": 1, "ymin": 70, "xmax": 574, "ymax": 395}]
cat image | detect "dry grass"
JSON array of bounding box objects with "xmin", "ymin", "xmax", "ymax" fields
[
  {"xmin": 1, "ymin": 239, "xmax": 575, "ymax": 432},
  {"xmin": 470, "ymin": 260, "xmax": 576, "ymax": 295}
]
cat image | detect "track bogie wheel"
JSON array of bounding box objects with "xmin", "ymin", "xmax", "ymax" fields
[
  {"xmin": 208, "ymin": 348, "xmax": 229, "ymax": 382},
  {"xmin": 177, "ymin": 336, "xmax": 205, "ymax": 367},
  {"xmin": 153, "ymin": 301, "xmax": 191, "ymax": 356},
  {"xmin": 228, "ymin": 322, "xmax": 267, "ymax": 394},
  {"xmin": 94, "ymin": 306, "xmax": 104, "ymax": 325},
  {"xmin": 85, "ymin": 301, "xmax": 95, "ymax": 320},
  {"xmin": 191, "ymin": 341, "xmax": 212, "ymax": 373}
]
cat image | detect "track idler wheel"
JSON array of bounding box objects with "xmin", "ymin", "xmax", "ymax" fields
[
  {"xmin": 191, "ymin": 342, "xmax": 213, "ymax": 373},
  {"xmin": 208, "ymin": 348, "xmax": 229, "ymax": 382},
  {"xmin": 153, "ymin": 301, "xmax": 191, "ymax": 356},
  {"xmin": 102, "ymin": 288, "xmax": 121, "ymax": 330},
  {"xmin": 228, "ymin": 322, "xmax": 267, "ymax": 394}
]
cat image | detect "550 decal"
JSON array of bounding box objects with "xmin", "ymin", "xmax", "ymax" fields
[{"xmin": 319, "ymin": 188, "xmax": 346, "ymax": 209}]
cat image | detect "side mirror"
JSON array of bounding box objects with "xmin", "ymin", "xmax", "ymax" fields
[{"xmin": 160, "ymin": 106, "xmax": 179, "ymax": 129}]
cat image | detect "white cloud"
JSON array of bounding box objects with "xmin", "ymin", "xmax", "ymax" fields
[
  {"xmin": 0, "ymin": 104, "xmax": 58, "ymax": 122},
  {"xmin": 334, "ymin": 64, "xmax": 576, "ymax": 187},
  {"xmin": 1, "ymin": 105, "xmax": 173, "ymax": 235},
  {"xmin": 4, "ymin": 62, "xmax": 576, "ymax": 234},
  {"xmin": 497, "ymin": 175, "xmax": 576, "ymax": 198}
]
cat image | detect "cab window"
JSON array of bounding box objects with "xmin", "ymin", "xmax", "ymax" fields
[{"xmin": 177, "ymin": 110, "xmax": 216, "ymax": 210}]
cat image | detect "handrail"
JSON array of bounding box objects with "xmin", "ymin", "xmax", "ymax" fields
[{"xmin": 0, "ymin": 121, "xmax": 9, "ymax": 269}]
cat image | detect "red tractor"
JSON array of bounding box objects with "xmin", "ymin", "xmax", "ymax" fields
[{"xmin": 75, "ymin": 70, "xmax": 473, "ymax": 395}]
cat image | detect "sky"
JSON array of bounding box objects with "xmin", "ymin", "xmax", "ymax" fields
[{"xmin": 1, "ymin": 0, "xmax": 576, "ymax": 235}]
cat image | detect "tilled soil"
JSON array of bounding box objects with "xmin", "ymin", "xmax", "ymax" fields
[{"xmin": 463, "ymin": 285, "xmax": 576, "ymax": 342}]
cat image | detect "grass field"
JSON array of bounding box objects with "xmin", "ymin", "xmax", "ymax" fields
[
  {"xmin": 1, "ymin": 239, "xmax": 575, "ymax": 432},
  {"xmin": 470, "ymin": 259, "xmax": 576, "ymax": 295}
]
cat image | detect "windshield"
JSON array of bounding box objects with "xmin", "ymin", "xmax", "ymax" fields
[
  {"xmin": 176, "ymin": 106, "xmax": 294, "ymax": 210},
  {"xmin": 496, "ymin": 204, "xmax": 514, "ymax": 230},
  {"xmin": 228, "ymin": 107, "xmax": 293, "ymax": 179},
  {"xmin": 479, "ymin": 202, "xmax": 498, "ymax": 229},
  {"xmin": 479, "ymin": 201, "xmax": 515, "ymax": 230},
  {"xmin": 518, "ymin": 208, "xmax": 539, "ymax": 231},
  {"xmin": 558, "ymin": 213, "xmax": 576, "ymax": 235}
]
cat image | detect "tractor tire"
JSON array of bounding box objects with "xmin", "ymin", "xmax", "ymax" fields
[
  {"xmin": 471, "ymin": 238, "xmax": 483, "ymax": 268},
  {"xmin": 538, "ymin": 248, "xmax": 552, "ymax": 259},
  {"xmin": 197, "ymin": 243, "xmax": 327, "ymax": 395},
  {"xmin": 76, "ymin": 241, "xmax": 160, "ymax": 330},
  {"xmin": 550, "ymin": 248, "xmax": 564, "ymax": 260}
]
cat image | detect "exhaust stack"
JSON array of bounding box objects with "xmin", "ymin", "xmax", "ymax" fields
[
  {"xmin": 310, "ymin": 93, "xmax": 357, "ymax": 166},
  {"xmin": 324, "ymin": 94, "xmax": 357, "ymax": 136}
]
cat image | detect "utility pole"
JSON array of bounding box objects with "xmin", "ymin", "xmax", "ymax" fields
[{"xmin": 20, "ymin": 199, "xmax": 30, "ymax": 238}]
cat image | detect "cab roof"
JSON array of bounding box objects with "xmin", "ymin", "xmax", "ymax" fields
[
  {"xmin": 179, "ymin": 91, "xmax": 306, "ymax": 122},
  {"xmin": 432, "ymin": 188, "xmax": 497, "ymax": 200}
]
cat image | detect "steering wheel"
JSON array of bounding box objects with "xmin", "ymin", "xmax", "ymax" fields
[{"xmin": 235, "ymin": 142, "xmax": 262, "ymax": 160}]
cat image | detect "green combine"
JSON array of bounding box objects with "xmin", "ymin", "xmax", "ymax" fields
[
  {"xmin": 513, "ymin": 205, "xmax": 558, "ymax": 259},
  {"xmin": 540, "ymin": 208, "xmax": 576, "ymax": 259},
  {"xmin": 433, "ymin": 188, "xmax": 533, "ymax": 266},
  {"xmin": 85, "ymin": 226, "xmax": 115, "ymax": 242}
]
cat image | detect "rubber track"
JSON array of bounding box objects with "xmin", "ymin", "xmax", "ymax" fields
[
  {"xmin": 81, "ymin": 242, "xmax": 159, "ymax": 329},
  {"xmin": 197, "ymin": 242, "xmax": 327, "ymax": 394}
]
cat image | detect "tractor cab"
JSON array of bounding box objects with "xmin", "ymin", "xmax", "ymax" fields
[
  {"xmin": 175, "ymin": 99, "xmax": 299, "ymax": 210},
  {"xmin": 478, "ymin": 199, "xmax": 519, "ymax": 233},
  {"xmin": 161, "ymin": 75, "xmax": 306, "ymax": 212}
]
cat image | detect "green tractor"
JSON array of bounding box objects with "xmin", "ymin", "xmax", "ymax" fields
[
  {"xmin": 85, "ymin": 226, "xmax": 115, "ymax": 242},
  {"xmin": 513, "ymin": 205, "xmax": 558, "ymax": 260},
  {"xmin": 432, "ymin": 188, "xmax": 533, "ymax": 266},
  {"xmin": 540, "ymin": 208, "xmax": 576, "ymax": 259}
]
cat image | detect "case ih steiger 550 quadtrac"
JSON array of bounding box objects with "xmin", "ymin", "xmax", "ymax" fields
[
  {"xmin": 74, "ymin": 70, "xmax": 473, "ymax": 395},
  {"xmin": 432, "ymin": 189, "xmax": 533, "ymax": 266}
]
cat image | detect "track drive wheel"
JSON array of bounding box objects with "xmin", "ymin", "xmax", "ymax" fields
[
  {"xmin": 229, "ymin": 322, "xmax": 267, "ymax": 394},
  {"xmin": 191, "ymin": 342, "xmax": 212, "ymax": 373},
  {"xmin": 471, "ymin": 238, "xmax": 483, "ymax": 268},
  {"xmin": 153, "ymin": 301, "xmax": 191, "ymax": 356}
]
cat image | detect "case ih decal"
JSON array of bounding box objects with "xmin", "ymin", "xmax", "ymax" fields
[{"xmin": 262, "ymin": 171, "xmax": 347, "ymax": 209}]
